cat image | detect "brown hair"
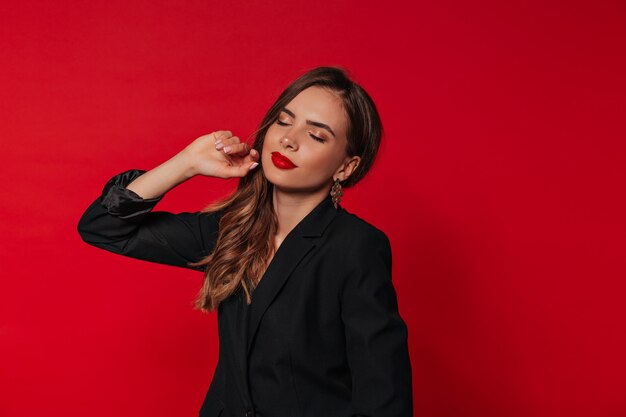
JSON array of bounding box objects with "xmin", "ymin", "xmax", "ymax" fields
[{"xmin": 189, "ymin": 66, "xmax": 383, "ymax": 312}]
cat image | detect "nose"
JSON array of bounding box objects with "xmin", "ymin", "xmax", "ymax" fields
[{"xmin": 280, "ymin": 136, "xmax": 298, "ymax": 151}]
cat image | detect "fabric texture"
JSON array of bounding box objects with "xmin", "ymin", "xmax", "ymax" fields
[
  {"xmin": 100, "ymin": 169, "xmax": 163, "ymax": 220},
  {"xmin": 77, "ymin": 169, "xmax": 413, "ymax": 417}
]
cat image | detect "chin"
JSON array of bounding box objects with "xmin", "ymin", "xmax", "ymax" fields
[
  {"xmin": 263, "ymin": 171, "xmax": 300, "ymax": 191},
  {"xmin": 262, "ymin": 160, "xmax": 330, "ymax": 193},
  {"xmin": 262, "ymin": 160, "xmax": 294, "ymax": 180}
]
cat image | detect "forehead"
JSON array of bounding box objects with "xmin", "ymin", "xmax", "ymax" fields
[{"xmin": 285, "ymin": 86, "xmax": 348, "ymax": 136}]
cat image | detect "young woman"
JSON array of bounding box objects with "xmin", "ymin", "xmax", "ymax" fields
[{"xmin": 77, "ymin": 66, "xmax": 412, "ymax": 417}]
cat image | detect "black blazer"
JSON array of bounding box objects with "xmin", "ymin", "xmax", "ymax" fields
[{"xmin": 77, "ymin": 169, "xmax": 413, "ymax": 417}]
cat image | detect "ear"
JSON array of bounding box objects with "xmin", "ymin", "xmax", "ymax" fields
[{"xmin": 333, "ymin": 155, "xmax": 361, "ymax": 182}]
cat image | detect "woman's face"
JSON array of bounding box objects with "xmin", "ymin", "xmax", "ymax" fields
[{"xmin": 261, "ymin": 86, "xmax": 358, "ymax": 194}]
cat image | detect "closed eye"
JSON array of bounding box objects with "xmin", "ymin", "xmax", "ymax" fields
[
  {"xmin": 275, "ymin": 120, "xmax": 326, "ymax": 143},
  {"xmin": 308, "ymin": 132, "xmax": 325, "ymax": 143}
]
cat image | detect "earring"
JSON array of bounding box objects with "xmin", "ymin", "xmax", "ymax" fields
[{"xmin": 330, "ymin": 178, "xmax": 343, "ymax": 209}]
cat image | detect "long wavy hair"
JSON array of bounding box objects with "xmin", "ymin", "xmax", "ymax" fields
[{"xmin": 189, "ymin": 66, "xmax": 383, "ymax": 312}]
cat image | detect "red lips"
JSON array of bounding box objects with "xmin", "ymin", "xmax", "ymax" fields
[{"xmin": 271, "ymin": 152, "xmax": 297, "ymax": 169}]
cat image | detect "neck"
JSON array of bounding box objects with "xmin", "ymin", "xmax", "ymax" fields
[{"xmin": 272, "ymin": 185, "xmax": 330, "ymax": 240}]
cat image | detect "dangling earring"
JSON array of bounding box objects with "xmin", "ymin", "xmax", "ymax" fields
[{"xmin": 330, "ymin": 178, "xmax": 343, "ymax": 209}]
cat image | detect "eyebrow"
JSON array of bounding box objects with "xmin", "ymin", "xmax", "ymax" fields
[{"xmin": 281, "ymin": 107, "xmax": 336, "ymax": 138}]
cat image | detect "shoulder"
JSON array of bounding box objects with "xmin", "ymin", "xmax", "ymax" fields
[
  {"xmin": 331, "ymin": 209, "xmax": 394, "ymax": 289},
  {"xmin": 316, "ymin": 207, "xmax": 394, "ymax": 290},
  {"xmin": 334, "ymin": 207, "xmax": 388, "ymax": 238},
  {"xmin": 329, "ymin": 207, "xmax": 391, "ymax": 254}
]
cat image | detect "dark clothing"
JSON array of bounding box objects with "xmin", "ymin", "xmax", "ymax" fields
[{"xmin": 77, "ymin": 169, "xmax": 413, "ymax": 417}]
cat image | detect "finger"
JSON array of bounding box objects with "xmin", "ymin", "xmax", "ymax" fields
[
  {"xmin": 217, "ymin": 135, "xmax": 239, "ymax": 144},
  {"xmin": 222, "ymin": 159, "xmax": 259, "ymax": 179},
  {"xmin": 238, "ymin": 161, "xmax": 259, "ymax": 176},
  {"xmin": 214, "ymin": 130, "xmax": 233, "ymax": 142},
  {"xmin": 222, "ymin": 142, "xmax": 249, "ymax": 156},
  {"xmin": 237, "ymin": 149, "xmax": 259, "ymax": 166},
  {"xmin": 215, "ymin": 136, "xmax": 240, "ymax": 150}
]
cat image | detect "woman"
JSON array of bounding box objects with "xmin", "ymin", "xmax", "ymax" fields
[{"xmin": 77, "ymin": 66, "xmax": 412, "ymax": 417}]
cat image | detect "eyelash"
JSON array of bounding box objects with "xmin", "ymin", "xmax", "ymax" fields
[{"xmin": 276, "ymin": 120, "xmax": 325, "ymax": 143}]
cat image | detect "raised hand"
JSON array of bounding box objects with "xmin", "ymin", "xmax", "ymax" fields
[{"xmin": 183, "ymin": 130, "xmax": 260, "ymax": 179}]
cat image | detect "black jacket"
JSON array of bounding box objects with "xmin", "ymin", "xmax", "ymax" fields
[{"xmin": 77, "ymin": 169, "xmax": 413, "ymax": 417}]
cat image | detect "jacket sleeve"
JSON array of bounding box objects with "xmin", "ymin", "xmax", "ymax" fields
[
  {"xmin": 76, "ymin": 169, "xmax": 221, "ymax": 272},
  {"xmin": 341, "ymin": 229, "xmax": 413, "ymax": 417}
]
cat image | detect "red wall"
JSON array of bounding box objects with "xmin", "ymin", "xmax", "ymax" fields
[{"xmin": 1, "ymin": 1, "xmax": 625, "ymax": 416}]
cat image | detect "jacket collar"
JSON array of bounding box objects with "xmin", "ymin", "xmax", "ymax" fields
[
  {"xmin": 217, "ymin": 192, "xmax": 341, "ymax": 405},
  {"xmin": 291, "ymin": 193, "xmax": 340, "ymax": 238},
  {"xmin": 246, "ymin": 193, "xmax": 340, "ymax": 353}
]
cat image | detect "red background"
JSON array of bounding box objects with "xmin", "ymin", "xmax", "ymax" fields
[{"xmin": 1, "ymin": 1, "xmax": 625, "ymax": 416}]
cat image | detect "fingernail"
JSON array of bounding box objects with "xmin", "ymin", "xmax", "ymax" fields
[
  {"xmin": 215, "ymin": 139, "xmax": 222, "ymax": 145},
  {"xmin": 215, "ymin": 142, "xmax": 224, "ymax": 150},
  {"xmin": 249, "ymin": 162, "xmax": 259, "ymax": 170},
  {"xmin": 223, "ymin": 146, "xmax": 231, "ymax": 153}
]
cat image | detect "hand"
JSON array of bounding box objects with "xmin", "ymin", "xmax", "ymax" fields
[{"xmin": 182, "ymin": 131, "xmax": 260, "ymax": 179}]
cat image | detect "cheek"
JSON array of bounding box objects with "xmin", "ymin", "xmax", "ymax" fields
[
  {"xmin": 306, "ymin": 146, "xmax": 345, "ymax": 173},
  {"xmin": 265, "ymin": 124, "xmax": 280, "ymax": 139},
  {"xmin": 261, "ymin": 131, "xmax": 274, "ymax": 152}
]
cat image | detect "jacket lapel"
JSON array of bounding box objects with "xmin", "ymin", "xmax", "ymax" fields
[
  {"xmin": 217, "ymin": 291, "xmax": 253, "ymax": 405},
  {"xmin": 246, "ymin": 194, "xmax": 339, "ymax": 356},
  {"xmin": 216, "ymin": 194, "xmax": 340, "ymax": 407}
]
